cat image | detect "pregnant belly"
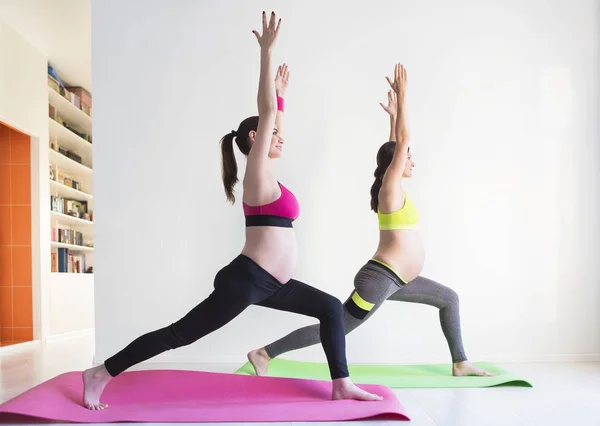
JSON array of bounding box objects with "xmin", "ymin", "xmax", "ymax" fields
[
  {"xmin": 242, "ymin": 227, "xmax": 298, "ymax": 284},
  {"xmin": 373, "ymin": 230, "xmax": 425, "ymax": 283}
]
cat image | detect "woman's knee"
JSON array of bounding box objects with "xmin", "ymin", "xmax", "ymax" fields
[
  {"xmin": 318, "ymin": 294, "xmax": 343, "ymax": 319},
  {"xmin": 419, "ymin": 277, "xmax": 460, "ymax": 309},
  {"xmin": 444, "ymin": 287, "xmax": 460, "ymax": 307}
]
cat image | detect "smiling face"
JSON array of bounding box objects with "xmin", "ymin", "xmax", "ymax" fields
[
  {"xmin": 376, "ymin": 142, "xmax": 414, "ymax": 179},
  {"xmin": 403, "ymin": 149, "xmax": 414, "ymax": 178},
  {"xmin": 268, "ymin": 126, "xmax": 283, "ymax": 159},
  {"xmin": 247, "ymin": 126, "xmax": 284, "ymax": 159}
]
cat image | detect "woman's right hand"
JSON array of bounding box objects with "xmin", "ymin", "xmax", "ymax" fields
[
  {"xmin": 386, "ymin": 63, "xmax": 408, "ymax": 97},
  {"xmin": 275, "ymin": 63, "xmax": 290, "ymax": 97},
  {"xmin": 253, "ymin": 11, "xmax": 281, "ymax": 53}
]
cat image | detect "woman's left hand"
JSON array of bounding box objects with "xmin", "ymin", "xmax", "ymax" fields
[
  {"xmin": 275, "ymin": 63, "xmax": 290, "ymax": 97},
  {"xmin": 380, "ymin": 90, "xmax": 397, "ymax": 117}
]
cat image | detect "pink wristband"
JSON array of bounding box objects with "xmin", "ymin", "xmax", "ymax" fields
[{"xmin": 277, "ymin": 96, "xmax": 284, "ymax": 112}]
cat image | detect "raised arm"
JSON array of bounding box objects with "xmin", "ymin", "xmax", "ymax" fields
[
  {"xmin": 381, "ymin": 63, "xmax": 409, "ymax": 188},
  {"xmin": 274, "ymin": 63, "xmax": 289, "ymax": 137},
  {"xmin": 245, "ymin": 11, "xmax": 281, "ymax": 185},
  {"xmin": 380, "ymin": 89, "xmax": 397, "ymax": 141}
]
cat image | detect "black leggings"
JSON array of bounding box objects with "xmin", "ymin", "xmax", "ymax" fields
[{"xmin": 104, "ymin": 254, "xmax": 349, "ymax": 379}]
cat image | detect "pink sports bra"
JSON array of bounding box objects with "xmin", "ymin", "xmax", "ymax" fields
[{"xmin": 242, "ymin": 182, "xmax": 300, "ymax": 228}]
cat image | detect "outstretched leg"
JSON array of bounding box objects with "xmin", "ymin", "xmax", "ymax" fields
[
  {"xmin": 83, "ymin": 258, "xmax": 280, "ymax": 410},
  {"xmin": 388, "ymin": 276, "xmax": 493, "ymax": 376}
]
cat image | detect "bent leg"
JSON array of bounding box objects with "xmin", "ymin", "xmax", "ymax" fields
[
  {"xmin": 258, "ymin": 279, "xmax": 349, "ymax": 379},
  {"xmin": 388, "ymin": 276, "xmax": 467, "ymax": 363},
  {"xmin": 259, "ymin": 279, "xmax": 384, "ymax": 401},
  {"xmin": 262, "ymin": 261, "xmax": 400, "ymax": 363}
]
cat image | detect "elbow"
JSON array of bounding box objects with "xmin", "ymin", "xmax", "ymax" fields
[{"xmin": 397, "ymin": 134, "xmax": 409, "ymax": 146}]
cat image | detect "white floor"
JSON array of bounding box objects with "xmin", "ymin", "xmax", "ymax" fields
[{"xmin": 1, "ymin": 332, "xmax": 599, "ymax": 426}]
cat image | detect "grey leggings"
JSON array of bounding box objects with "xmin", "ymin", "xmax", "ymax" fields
[{"xmin": 265, "ymin": 260, "xmax": 467, "ymax": 363}]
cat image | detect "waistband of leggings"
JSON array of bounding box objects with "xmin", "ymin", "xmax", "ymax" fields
[
  {"xmin": 367, "ymin": 259, "xmax": 407, "ymax": 287},
  {"xmin": 230, "ymin": 254, "xmax": 284, "ymax": 287}
]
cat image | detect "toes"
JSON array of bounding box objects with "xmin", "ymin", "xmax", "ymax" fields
[
  {"xmin": 365, "ymin": 391, "xmax": 382, "ymax": 401},
  {"xmin": 84, "ymin": 402, "xmax": 107, "ymax": 410}
]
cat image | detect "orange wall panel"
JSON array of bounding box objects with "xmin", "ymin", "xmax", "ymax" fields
[{"xmin": 0, "ymin": 122, "xmax": 32, "ymax": 344}]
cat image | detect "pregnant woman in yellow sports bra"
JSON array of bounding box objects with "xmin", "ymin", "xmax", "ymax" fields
[{"xmin": 248, "ymin": 63, "xmax": 493, "ymax": 378}]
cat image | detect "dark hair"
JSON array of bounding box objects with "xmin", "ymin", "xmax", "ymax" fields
[
  {"xmin": 220, "ymin": 116, "xmax": 259, "ymax": 203},
  {"xmin": 369, "ymin": 141, "xmax": 407, "ymax": 212}
]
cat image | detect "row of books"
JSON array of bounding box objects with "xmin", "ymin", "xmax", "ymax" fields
[
  {"xmin": 48, "ymin": 67, "xmax": 93, "ymax": 119},
  {"xmin": 51, "ymin": 227, "xmax": 85, "ymax": 247},
  {"xmin": 49, "ymin": 162, "xmax": 84, "ymax": 190},
  {"xmin": 51, "ymin": 248, "xmax": 89, "ymax": 273},
  {"xmin": 50, "ymin": 195, "xmax": 90, "ymax": 220}
]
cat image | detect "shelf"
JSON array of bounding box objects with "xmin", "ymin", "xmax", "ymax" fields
[
  {"xmin": 50, "ymin": 211, "xmax": 94, "ymax": 228},
  {"xmin": 51, "ymin": 272, "xmax": 94, "ymax": 276},
  {"xmin": 49, "ymin": 180, "xmax": 93, "ymax": 202},
  {"xmin": 48, "ymin": 87, "xmax": 92, "ymax": 134},
  {"xmin": 47, "ymin": 85, "xmax": 95, "ymax": 280},
  {"xmin": 50, "ymin": 242, "xmax": 94, "ymax": 252},
  {"xmin": 48, "ymin": 118, "xmax": 93, "ymax": 164},
  {"xmin": 49, "ymin": 149, "xmax": 92, "ymax": 178}
]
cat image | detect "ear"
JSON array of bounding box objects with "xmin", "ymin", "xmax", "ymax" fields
[{"xmin": 248, "ymin": 130, "xmax": 257, "ymax": 144}]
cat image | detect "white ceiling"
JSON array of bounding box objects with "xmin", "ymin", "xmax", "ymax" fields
[{"xmin": 0, "ymin": 0, "xmax": 92, "ymax": 92}]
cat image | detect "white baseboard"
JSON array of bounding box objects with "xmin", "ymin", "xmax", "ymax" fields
[
  {"xmin": 44, "ymin": 328, "xmax": 94, "ymax": 343},
  {"xmin": 0, "ymin": 340, "xmax": 41, "ymax": 354}
]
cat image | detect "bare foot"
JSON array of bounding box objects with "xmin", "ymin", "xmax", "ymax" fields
[
  {"xmin": 82, "ymin": 364, "xmax": 112, "ymax": 410},
  {"xmin": 247, "ymin": 348, "xmax": 271, "ymax": 376},
  {"xmin": 453, "ymin": 361, "xmax": 495, "ymax": 377},
  {"xmin": 332, "ymin": 377, "xmax": 383, "ymax": 401}
]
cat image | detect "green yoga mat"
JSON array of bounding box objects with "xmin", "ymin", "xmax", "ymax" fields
[{"xmin": 235, "ymin": 358, "xmax": 532, "ymax": 388}]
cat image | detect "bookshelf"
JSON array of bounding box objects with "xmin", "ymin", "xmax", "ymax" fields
[{"xmin": 47, "ymin": 81, "xmax": 94, "ymax": 275}]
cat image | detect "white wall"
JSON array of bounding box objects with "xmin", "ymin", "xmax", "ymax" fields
[
  {"xmin": 92, "ymin": 0, "xmax": 600, "ymax": 365},
  {"xmin": 0, "ymin": 0, "xmax": 92, "ymax": 91},
  {"xmin": 0, "ymin": 20, "xmax": 49, "ymax": 339},
  {"xmin": 0, "ymin": 20, "xmax": 95, "ymax": 338}
]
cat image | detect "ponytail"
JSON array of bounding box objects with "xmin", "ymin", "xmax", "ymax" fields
[
  {"xmin": 370, "ymin": 170, "xmax": 384, "ymax": 212},
  {"xmin": 370, "ymin": 141, "xmax": 397, "ymax": 212},
  {"xmin": 220, "ymin": 131, "xmax": 238, "ymax": 203},
  {"xmin": 219, "ymin": 116, "xmax": 258, "ymax": 203}
]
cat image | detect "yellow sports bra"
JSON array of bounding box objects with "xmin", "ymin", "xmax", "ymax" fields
[{"xmin": 377, "ymin": 193, "xmax": 418, "ymax": 230}]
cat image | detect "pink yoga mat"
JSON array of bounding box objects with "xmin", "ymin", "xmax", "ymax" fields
[{"xmin": 0, "ymin": 369, "xmax": 409, "ymax": 423}]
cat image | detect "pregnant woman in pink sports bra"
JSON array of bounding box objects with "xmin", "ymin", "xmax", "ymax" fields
[{"xmin": 81, "ymin": 11, "xmax": 380, "ymax": 411}]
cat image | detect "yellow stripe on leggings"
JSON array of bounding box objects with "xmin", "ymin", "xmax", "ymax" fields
[{"xmin": 351, "ymin": 291, "xmax": 375, "ymax": 311}]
